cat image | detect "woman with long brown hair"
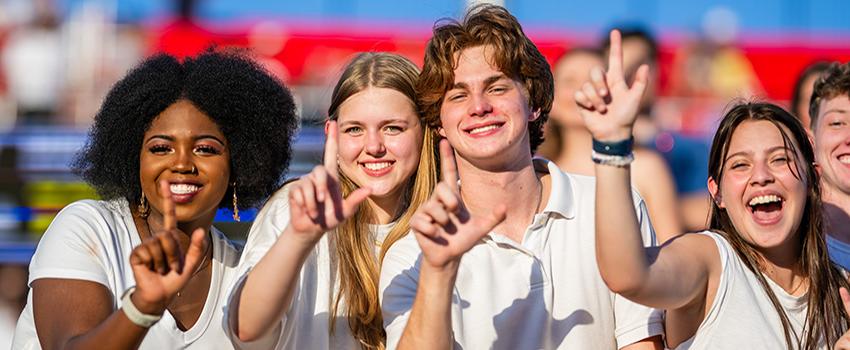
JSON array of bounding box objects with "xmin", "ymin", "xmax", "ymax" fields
[
  {"xmin": 578, "ymin": 30, "xmax": 850, "ymax": 349},
  {"xmin": 226, "ymin": 52, "xmax": 438, "ymax": 349}
]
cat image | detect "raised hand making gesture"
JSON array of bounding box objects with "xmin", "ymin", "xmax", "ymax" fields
[
  {"xmin": 409, "ymin": 139, "xmax": 507, "ymax": 268},
  {"xmin": 286, "ymin": 120, "xmax": 371, "ymax": 244},
  {"xmin": 574, "ymin": 29, "xmax": 650, "ymax": 142},
  {"xmin": 128, "ymin": 180, "xmax": 209, "ymax": 316}
]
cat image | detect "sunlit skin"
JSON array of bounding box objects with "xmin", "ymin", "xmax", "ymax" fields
[
  {"xmin": 138, "ymin": 100, "xmax": 231, "ymax": 234},
  {"xmin": 439, "ymin": 45, "xmax": 539, "ymax": 171},
  {"xmin": 815, "ymin": 96, "xmax": 850, "ymax": 199},
  {"xmin": 335, "ymin": 87, "xmax": 423, "ymax": 224},
  {"xmin": 708, "ymin": 120, "xmax": 808, "ymax": 261}
]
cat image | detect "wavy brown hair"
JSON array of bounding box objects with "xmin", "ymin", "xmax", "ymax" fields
[
  {"xmin": 326, "ymin": 52, "xmax": 438, "ymax": 350},
  {"xmin": 810, "ymin": 61, "xmax": 850, "ymax": 129},
  {"xmin": 708, "ymin": 102, "xmax": 850, "ymax": 349},
  {"xmin": 417, "ymin": 4, "xmax": 553, "ymax": 153}
]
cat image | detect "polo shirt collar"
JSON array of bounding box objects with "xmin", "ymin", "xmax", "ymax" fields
[{"xmin": 534, "ymin": 157, "xmax": 576, "ymax": 219}]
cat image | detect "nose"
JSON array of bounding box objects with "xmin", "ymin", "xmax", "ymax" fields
[
  {"xmin": 749, "ymin": 161, "xmax": 775, "ymax": 186},
  {"xmin": 468, "ymin": 92, "xmax": 493, "ymax": 117},
  {"xmin": 364, "ymin": 130, "xmax": 386, "ymax": 156},
  {"xmin": 171, "ymin": 147, "xmax": 197, "ymax": 174}
]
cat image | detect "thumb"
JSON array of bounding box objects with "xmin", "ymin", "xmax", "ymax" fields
[
  {"xmin": 180, "ymin": 228, "xmax": 208, "ymax": 275},
  {"xmin": 630, "ymin": 64, "xmax": 650, "ymax": 99},
  {"xmin": 341, "ymin": 187, "xmax": 372, "ymax": 219}
]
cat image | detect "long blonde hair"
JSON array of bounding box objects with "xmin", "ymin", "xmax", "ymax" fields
[{"xmin": 326, "ymin": 52, "xmax": 438, "ymax": 350}]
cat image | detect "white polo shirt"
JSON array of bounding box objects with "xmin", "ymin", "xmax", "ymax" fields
[{"xmin": 379, "ymin": 158, "xmax": 663, "ymax": 350}]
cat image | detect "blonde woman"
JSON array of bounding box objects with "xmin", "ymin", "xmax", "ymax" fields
[{"xmin": 226, "ymin": 52, "xmax": 438, "ymax": 349}]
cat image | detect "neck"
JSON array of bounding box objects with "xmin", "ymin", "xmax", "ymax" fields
[
  {"xmin": 554, "ymin": 125, "xmax": 594, "ymax": 175},
  {"xmin": 756, "ymin": 240, "xmax": 806, "ymax": 295},
  {"xmin": 822, "ymin": 184, "xmax": 850, "ymax": 242},
  {"xmin": 366, "ymin": 192, "xmax": 403, "ymax": 225},
  {"xmin": 456, "ymin": 152, "xmax": 547, "ymax": 242}
]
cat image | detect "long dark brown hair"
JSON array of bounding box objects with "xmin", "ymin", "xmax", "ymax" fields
[{"xmin": 708, "ymin": 102, "xmax": 850, "ymax": 349}]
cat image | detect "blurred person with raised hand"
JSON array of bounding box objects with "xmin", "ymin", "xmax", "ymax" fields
[
  {"xmin": 380, "ymin": 5, "xmax": 663, "ymax": 350},
  {"xmin": 227, "ymin": 52, "xmax": 438, "ymax": 350},
  {"xmin": 811, "ymin": 62, "xmax": 850, "ymax": 272},
  {"xmin": 543, "ymin": 47, "xmax": 680, "ymax": 242},
  {"xmin": 581, "ymin": 29, "xmax": 850, "ymax": 349},
  {"xmin": 12, "ymin": 50, "xmax": 297, "ymax": 349},
  {"xmin": 602, "ymin": 27, "xmax": 712, "ymax": 232}
]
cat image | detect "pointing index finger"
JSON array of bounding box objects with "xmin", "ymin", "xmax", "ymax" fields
[
  {"xmin": 160, "ymin": 180, "xmax": 176, "ymax": 231},
  {"xmin": 439, "ymin": 139, "xmax": 458, "ymax": 191},
  {"xmin": 324, "ymin": 121, "xmax": 340, "ymax": 178},
  {"xmin": 607, "ymin": 29, "xmax": 624, "ymax": 82}
]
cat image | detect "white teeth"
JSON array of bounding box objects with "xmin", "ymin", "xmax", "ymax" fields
[
  {"xmin": 469, "ymin": 124, "xmax": 499, "ymax": 134},
  {"xmin": 170, "ymin": 184, "xmax": 200, "ymax": 194},
  {"xmin": 363, "ymin": 162, "xmax": 392, "ymax": 171},
  {"xmin": 839, "ymin": 155, "xmax": 850, "ymax": 164},
  {"xmin": 748, "ymin": 195, "xmax": 782, "ymax": 206}
]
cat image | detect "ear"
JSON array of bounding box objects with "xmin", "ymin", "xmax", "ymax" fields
[
  {"xmin": 707, "ymin": 177, "xmax": 725, "ymax": 209},
  {"xmin": 529, "ymin": 108, "xmax": 542, "ymax": 122},
  {"xmin": 438, "ymin": 126, "xmax": 446, "ymax": 138},
  {"xmin": 324, "ymin": 120, "xmax": 332, "ymax": 135}
]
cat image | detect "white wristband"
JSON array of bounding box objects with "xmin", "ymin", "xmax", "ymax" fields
[{"xmin": 120, "ymin": 287, "xmax": 162, "ymax": 328}]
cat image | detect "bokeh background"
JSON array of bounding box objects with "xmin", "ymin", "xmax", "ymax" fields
[{"xmin": 1, "ymin": 0, "xmax": 849, "ymax": 345}]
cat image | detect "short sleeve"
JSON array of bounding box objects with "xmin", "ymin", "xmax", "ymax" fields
[
  {"xmin": 613, "ymin": 193, "xmax": 664, "ymax": 348},
  {"xmin": 28, "ymin": 201, "xmax": 115, "ymax": 288},
  {"xmin": 225, "ymin": 186, "xmax": 293, "ymax": 349},
  {"xmin": 378, "ymin": 234, "xmax": 422, "ymax": 350}
]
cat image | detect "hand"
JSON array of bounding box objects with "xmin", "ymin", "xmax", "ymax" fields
[
  {"xmin": 409, "ymin": 139, "xmax": 507, "ymax": 268},
  {"xmin": 835, "ymin": 287, "xmax": 850, "ymax": 350},
  {"xmin": 129, "ymin": 180, "xmax": 208, "ymax": 315},
  {"xmin": 286, "ymin": 120, "xmax": 371, "ymax": 244},
  {"xmin": 574, "ymin": 29, "xmax": 650, "ymax": 142}
]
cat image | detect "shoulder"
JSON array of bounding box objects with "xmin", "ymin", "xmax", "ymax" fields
[{"xmin": 46, "ymin": 198, "xmax": 130, "ymax": 238}]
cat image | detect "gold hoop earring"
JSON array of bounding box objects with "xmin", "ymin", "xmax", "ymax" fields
[
  {"xmin": 232, "ymin": 183, "xmax": 240, "ymax": 222},
  {"xmin": 138, "ymin": 194, "xmax": 150, "ymax": 218}
]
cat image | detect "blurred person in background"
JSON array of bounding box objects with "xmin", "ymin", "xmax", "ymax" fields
[
  {"xmin": 539, "ymin": 47, "xmax": 680, "ymax": 241},
  {"xmin": 810, "ymin": 62, "xmax": 850, "ymax": 272},
  {"xmin": 0, "ymin": 263, "xmax": 27, "ymax": 349},
  {"xmin": 228, "ymin": 52, "xmax": 438, "ymax": 350},
  {"xmin": 12, "ymin": 50, "xmax": 297, "ymax": 349},
  {"xmin": 0, "ymin": 0, "xmax": 63, "ymax": 124},
  {"xmin": 791, "ymin": 61, "xmax": 831, "ymax": 130},
  {"xmin": 603, "ymin": 26, "xmax": 712, "ymax": 231}
]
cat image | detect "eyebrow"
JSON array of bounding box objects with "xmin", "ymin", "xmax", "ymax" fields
[
  {"xmin": 822, "ymin": 107, "xmax": 848, "ymax": 116},
  {"xmin": 724, "ymin": 145, "xmax": 791, "ymax": 162},
  {"xmin": 450, "ymin": 74, "xmax": 508, "ymax": 90},
  {"xmin": 145, "ymin": 134, "xmax": 226, "ymax": 145}
]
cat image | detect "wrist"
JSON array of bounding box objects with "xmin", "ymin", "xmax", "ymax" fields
[
  {"xmin": 281, "ymin": 226, "xmax": 322, "ymax": 252},
  {"xmin": 592, "ymin": 129, "xmax": 633, "ymax": 144},
  {"xmin": 122, "ymin": 287, "xmax": 164, "ymax": 328},
  {"xmin": 129, "ymin": 289, "xmax": 166, "ymax": 316}
]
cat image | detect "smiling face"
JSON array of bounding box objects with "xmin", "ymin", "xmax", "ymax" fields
[
  {"xmin": 439, "ymin": 45, "xmax": 538, "ymax": 165},
  {"xmin": 708, "ymin": 120, "xmax": 808, "ymax": 250},
  {"xmin": 814, "ymin": 95, "xmax": 850, "ymax": 199},
  {"xmin": 139, "ymin": 100, "xmax": 230, "ymax": 226},
  {"xmin": 336, "ymin": 87, "xmax": 423, "ymax": 203}
]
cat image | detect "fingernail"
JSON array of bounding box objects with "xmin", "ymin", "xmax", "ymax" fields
[{"xmin": 599, "ymin": 88, "xmax": 607, "ymax": 95}]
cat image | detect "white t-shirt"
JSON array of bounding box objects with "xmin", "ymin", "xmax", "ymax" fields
[
  {"xmin": 380, "ymin": 159, "xmax": 663, "ymax": 350},
  {"xmin": 228, "ymin": 184, "xmax": 391, "ymax": 349},
  {"xmin": 12, "ymin": 199, "xmax": 243, "ymax": 350},
  {"xmin": 672, "ymin": 230, "xmax": 817, "ymax": 350},
  {"xmin": 827, "ymin": 234, "xmax": 850, "ymax": 271}
]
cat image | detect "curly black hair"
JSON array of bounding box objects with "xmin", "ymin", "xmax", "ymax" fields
[{"xmin": 73, "ymin": 49, "xmax": 298, "ymax": 209}]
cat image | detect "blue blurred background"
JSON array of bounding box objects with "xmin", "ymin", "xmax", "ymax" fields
[{"xmin": 0, "ymin": 0, "xmax": 848, "ymax": 343}]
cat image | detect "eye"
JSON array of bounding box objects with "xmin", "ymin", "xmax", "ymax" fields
[
  {"xmin": 829, "ymin": 120, "xmax": 846, "ymax": 127},
  {"xmin": 148, "ymin": 144, "xmax": 172, "ymax": 155},
  {"xmin": 489, "ymin": 85, "xmax": 508, "ymax": 94},
  {"xmin": 344, "ymin": 126, "xmax": 363, "ymax": 135},
  {"xmin": 384, "ymin": 125, "xmax": 404, "ymax": 135},
  {"xmin": 194, "ymin": 144, "xmax": 222, "ymax": 155},
  {"xmin": 447, "ymin": 92, "xmax": 466, "ymax": 102},
  {"xmin": 729, "ymin": 161, "xmax": 748, "ymax": 170}
]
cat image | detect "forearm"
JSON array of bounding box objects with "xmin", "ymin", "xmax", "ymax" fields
[
  {"xmin": 594, "ymin": 163, "xmax": 651, "ymax": 295},
  {"xmin": 57, "ymin": 310, "xmax": 149, "ymax": 350},
  {"xmin": 235, "ymin": 226, "xmax": 315, "ymax": 341},
  {"xmin": 397, "ymin": 262, "xmax": 458, "ymax": 350}
]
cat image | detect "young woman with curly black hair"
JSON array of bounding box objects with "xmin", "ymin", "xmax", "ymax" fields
[{"xmin": 13, "ymin": 50, "xmax": 297, "ymax": 349}]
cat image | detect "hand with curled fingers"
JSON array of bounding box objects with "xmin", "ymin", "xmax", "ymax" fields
[
  {"xmin": 285, "ymin": 121, "xmax": 371, "ymax": 245},
  {"xmin": 128, "ymin": 180, "xmax": 209, "ymax": 315},
  {"xmin": 835, "ymin": 287, "xmax": 850, "ymax": 350},
  {"xmin": 574, "ymin": 29, "xmax": 650, "ymax": 142},
  {"xmin": 409, "ymin": 140, "xmax": 507, "ymax": 269}
]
